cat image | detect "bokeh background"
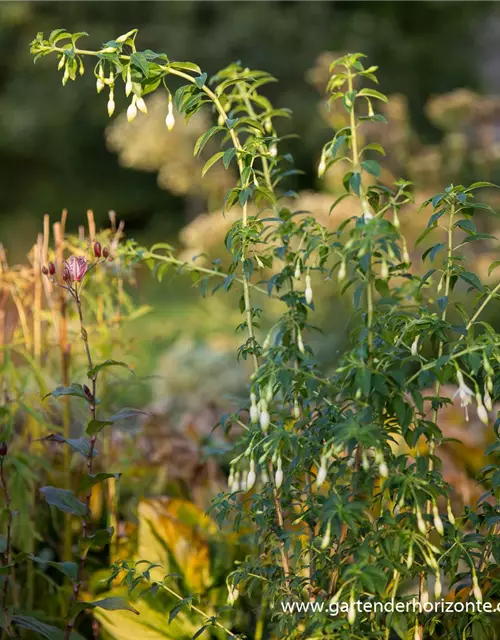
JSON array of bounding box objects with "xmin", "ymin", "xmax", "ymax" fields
[{"xmin": 2, "ymin": 0, "xmax": 500, "ymax": 254}]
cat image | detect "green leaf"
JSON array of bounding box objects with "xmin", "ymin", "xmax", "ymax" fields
[
  {"xmin": 463, "ymin": 233, "xmax": 497, "ymax": 243},
  {"xmin": 361, "ymin": 159, "xmax": 381, "ymax": 178},
  {"xmin": 87, "ymin": 360, "xmax": 134, "ymax": 378},
  {"xmin": 39, "ymin": 434, "xmax": 96, "ymax": 458},
  {"xmin": 86, "ymin": 420, "xmax": 113, "ymax": 436},
  {"xmin": 40, "ymin": 486, "xmax": 86, "ymax": 516},
  {"xmin": 30, "ymin": 556, "xmax": 78, "ymax": 581},
  {"xmin": 169, "ymin": 61, "xmax": 202, "ymax": 74},
  {"xmin": 201, "ymin": 151, "xmax": 224, "ymax": 177},
  {"xmin": 350, "ymin": 172, "xmax": 361, "ymax": 195},
  {"xmin": 130, "ymin": 52, "xmax": 149, "ymax": 75},
  {"xmin": 85, "ymin": 527, "xmax": 114, "ymax": 549},
  {"xmin": 194, "ymin": 72, "xmax": 207, "ymax": 88},
  {"xmin": 12, "ymin": 615, "xmax": 85, "ymax": 640},
  {"xmin": 78, "ymin": 472, "xmax": 119, "ymax": 493},
  {"xmin": 43, "ymin": 384, "xmax": 90, "ymax": 403},
  {"xmin": 107, "ymin": 407, "xmax": 149, "ymax": 422},
  {"xmin": 464, "ymin": 181, "xmax": 498, "ymax": 192},
  {"xmin": 357, "ymin": 88, "xmax": 388, "ymax": 102},
  {"xmin": 459, "ymin": 272, "xmax": 483, "ymax": 291},
  {"xmin": 193, "ymin": 126, "xmax": 223, "ymax": 156},
  {"xmin": 74, "ymin": 597, "xmax": 138, "ymax": 615},
  {"xmin": 223, "ymin": 147, "xmax": 236, "ymax": 169}
]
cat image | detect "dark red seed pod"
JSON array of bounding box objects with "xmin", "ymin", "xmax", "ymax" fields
[
  {"xmin": 83, "ymin": 385, "xmax": 93, "ymax": 401},
  {"xmin": 49, "ymin": 262, "xmax": 56, "ymax": 276},
  {"xmin": 94, "ymin": 241, "xmax": 102, "ymax": 258},
  {"xmin": 0, "ymin": 442, "xmax": 7, "ymax": 457},
  {"xmin": 102, "ymin": 247, "xmax": 109, "ymax": 259},
  {"xmin": 42, "ymin": 265, "xmax": 49, "ymax": 275}
]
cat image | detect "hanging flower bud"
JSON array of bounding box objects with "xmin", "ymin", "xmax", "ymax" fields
[
  {"xmin": 96, "ymin": 76, "xmax": 105, "ymax": 93},
  {"xmin": 58, "ymin": 56, "xmax": 65, "ymax": 71},
  {"xmin": 83, "ymin": 384, "xmax": 94, "ymax": 402},
  {"xmin": 250, "ymin": 393, "xmax": 259, "ymax": 423},
  {"xmin": 472, "ymin": 575, "xmax": 482, "ymax": 602},
  {"xmin": 487, "ymin": 375, "xmax": 494, "ymax": 394},
  {"xmin": 318, "ymin": 152, "xmax": 326, "ymax": 178},
  {"xmin": 42, "ymin": 265, "xmax": 49, "ymax": 276},
  {"xmin": 78, "ymin": 58, "xmax": 84, "ymax": 76},
  {"xmin": 165, "ymin": 95, "xmax": 176, "ymax": 131},
  {"xmin": 434, "ymin": 573, "xmax": 442, "ymax": 599},
  {"xmin": 294, "ymin": 260, "xmax": 301, "ymax": 280},
  {"xmin": 0, "ymin": 442, "xmax": 7, "ymax": 457},
  {"xmin": 393, "ymin": 209, "xmax": 400, "ymax": 229},
  {"xmin": 483, "ymin": 388, "xmax": 493, "ymax": 412},
  {"xmin": 416, "ymin": 508, "xmax": 427, "ymax": 535},
  {"xmin": 103, "ymin": 247, "xmax": 109, "ymax": 259},
  {"xmin": 125, "ymin": 68, "xmax": 132, "ymax": 97},
  {"xmin": 406, "ymin": 543, "xmax": 414, "ymax": 569},
  {"xmin": 231, "ymin": 470, "xmax": 240, "ymax": 493},
  {"xmin": 48, "ymin": 262, "xmax": 56, "ymax": 276},
  {"xmin": 316, "ymin": 457, "xmax": 328, "ymax": 489},
  {"xmin": 136, "ymin": 96, "xmax": 148, "ymax": 114},
  {"xmin": 269, "ymin": 144, "xmax": 278, "ymax": 158},
  {"xmin": 275, "ymin": 457, "xmax": 283, "ymax": 489},
  {"xmin": 347, "ymin": 593, "xmax": 356, "ymax": 626},
  {"xmin": 227, "ymin": 584, "xmax": 239, "ymax": 605},
  {"xmin": 260, "ymin": 400, "xmax": 270, "ymax": 432},
  {"xmin": 367, "ymin": 101, "xmax": 374, "ymax": 117},
  {"xmin": 447, "ymin": 501, "xmax": 456, "ymax": 526},
  {"xmin": 127, "ymin": 95, "xmax": 138, "ymax": 122},
  {"xmin": 261, "ymin": 469, "xmax": 269, "ymax": 484},
  {"xmin": 361, "ymin": 452, "xmax": 369, "ymax": 472},
  {"xmin": 93, "ymin": 241, "xmax": 102, "ymax": 258},
  {"xmin": 246, "ymin": 460, "xmax": 256, "ymax": 491},
  {"xmin": 62, "ymin": 65, "xmax": 69, "ymax": 86},
  {"xmin": 321, "ymin": 520, "xmax": 331, "ymax": 549},
  {"xmin": 293, "ymin": 400, "xmax": 300, "ymax": 420},
  {"xmin": 107, "ymin": 88, "xmax": 115, "ymax": 117},
  {"xmin": 432, "ymin": 504, "xmax": 444, "ymax": 536},
  {"xmin": 379, "ymin": 459, "xmax": 388, "ymax": 478},
  {"xmin": 338, "ymin": 260, "xmax": 346, "ymax": 282},
  {"xmin": 476, "ymin": 394, "xmax": 489, "ymax": 425},
  {"xmin": 411, "ymin": 336, "xmax": 419, "ymax": 356},
  {"xmin": 228, "ymin": 467, "xmax": 234, "ymax": 489},
  {"xmin": 453, "ymin": 370, "xmax": 473, "ymax": 421},
  {"xmin": 265, "ymin": 383, "xmax": 273, "ymax": 405},
  {"xmin": 420, "ymin": 589, "xmax": 429, "ymax": 606},
  {"xmin": 414, "ymin": 625, "xmax": 422, "ymax": 640},
  {"xmin": 297, "ymin": 331, "xmax": 305, "ymax": 355},
  {"xmin": 305, "ymin": 274, "xmax": 313, "ymax": 305}
]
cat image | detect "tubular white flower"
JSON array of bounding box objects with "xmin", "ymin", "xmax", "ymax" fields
[
  {"xmin": 434, "ymin": 574, "xmax": 442, "ymax": 599},
  {"xmin": 275, "ymin": 457, "xmax": 283, "ymax": 489},
  {"xmin": 432, "ymin": 504, "xmax": 444, "ymax": 536},
  {"xmin": 447, "ymin": 501, "xmax": 456, "ymax": 526},
  {"xmin": 453, "ymin": 371, "xmax": 473, "ymax": 421},
  {"xmin": 411, "ymin": 336, "xmax": 419, "ymax": 356},
  {"xmin": 416, "ymin": 508, "xmax": 427, "ymax": 535},
  {"xmin": 107, "ymin": 89, "xmax": 115, "ymax": 117},
  {"xmin": 347, "ymin": 596, "xmax": 356, "ymax": 625},
  {"xmin": 260, "ymin": 408, "xmax": 270, "ymax": 432},
  {"xmin": 246, "ymin": 461, "xmax": 256, "ymax": 490},
  {"xmin": 379, "ymin": 460, "xmax": 388, "ymax": 478},
  {"xmin": 472, "ymin": 576, "xmax": 482, "ymax": 602},
  {"xmin": 477, "ymin": 399, "xmax": 489, "ymax": 426},
  {"xmin": 292, "ymin": 401, "xmax": 300, "ymax": 419},
  {"xmin": 321, "ymin": 520, "xmax": 331, "ymax": 550},
  {"xmin": 338, "ymin": 261, "xmax": 346, "ymax": 282},
  {"xmin": 316, "ymin": 458, "xmax": 327, "ymax": 489},
  {"xmin": 483, "ymin": 389, "xmax": 493, "ymax": 413},
  {"xmin": 318, "ymin": 152, "xmax": 326, "ymax": 178},
  {"xmin": 305, "ymin": 274, "xmax": 313, "ymax": 305},
  {"xmin": 297, "ymin": 331, "xmax": 305, "ymax": 354},
  {"xmin": 406, "ymin": 544, "xmax": 414, "ymax": 569},
  {"xmin": 294, "ymin": 261, "xmax": 301, "ymax": 280},
  {"xmin": 125, "ymin": 70, "xmax": 132, "ymax": 97}
]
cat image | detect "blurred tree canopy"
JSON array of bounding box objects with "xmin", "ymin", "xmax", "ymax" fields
[{"xmin": 0, "ymin": 0, "xmax": 495, "ymax": 253}]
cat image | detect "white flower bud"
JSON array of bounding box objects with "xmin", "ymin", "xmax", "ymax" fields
[
  {"xmin": 107, "ymin": 89, "xmax": 115, "ymax": 117},
  {"xmin": 58, "ymin": 56, "xmax": 65, "ymax": 71},
  {"xmin": 127, "ymin": 96, "xmax": 138, "ymax": 122},
  {"xmin": 136, "ymin": 96, "xmax": 147, "ymax": 114},
  {"xmin": 487, "ymin": 375, "xmax": 493, "ymax": 394},
  {"xmin": 227, "ymin": 584, "xmax": 239, "ymax": 605},
  {"xmin": 379, "ymin": 461, "xmax": 388, "ymax": 478},
  {"xmin": 411, "ymin": 336, "xmax": 419, "ymax": 356},
  {"xmin": 260, "ymin": 409, "xmax": 270, "ymax": 432},
  {"xmin": 294, "ymin": 261, "xmax": 301, "ymax": 280},
  {"xmin": 414, "ymin": 625, "xmax": 422, "ymax": 640},
  {"xmin": 484, "ymin": 389, "xmax": 493, "ymax": 412},
  {"xmin": 231, "ymin": 471, "xmax": 240, "ymax": 493},
  {"xmin": 477, "ymin": 400, "xmax": 489, "ymax": 425},
  {"xmin": 416, "ymin": 508, "xmax": 427, "ymax": 535},
  {"xmin": 406, "ymin": 544, "xmax": 414, "ymax": 569},
  {"xmin": 433, "ymin": 506, "xmax": 444, "ymax": 536},
  {"xmin": 293, "ymin": 401, "xmax": 300, "ymax": 419},
  {"xmin": 347, "ymin": 596, "xmax": 356, "ymax": 625},
  {"xmin": 265, "ymin": 383, "xmax": 273, "ymax": 404},
  {"xmin": 297, "ymin": 331, "xmax": 305, "ymax": 355},
  {"xmin": 305, "ymin": 274, "xmax": 313, "ymax": 305},
  {"xmin": 420, "ymin": 589, "xmax": 429, "ymax": 606},
  {"xmin": 96, "ymin": 77, "xmax": 105, "ymax": 94},
  {"xmin": 228, "ymin": 467, "xmax": 234, "ymax": 489},
  {"xmin": 269, "ymin": 144, "xmax": 277, "ymax": 158},
  {"xmin": 62, "ymin": 66, "xmax": 69, "ymax": 86},
  {"xmin": 275, "ymin": 466, "xmax": 283, "ymax": 489},
  {"xmin": 338, "ymin": 261, "xmax": 346, "ymax": 282},
  {"xmin": 472, "ymin": 576, "xmax": 482, "ymax": 602},
  {"xmin": 380, "ymin": 260, "xmax": 389, "ymax": 280},
  {"xmin": 125, "ymin": 70, "xmax": 132, "ymax": 97},
  {"xmin": 246, "ymin": 461, "xmax": 256, "ymax": 490},
  {"xmin": 165, "ymin": 96, "xmax": 176, "ymax": 131},
  {"xmin": 318, "ymin": 153, "xmax": 326, "ymax": 178},
  {"xmin": 447, "ymin": 501, "xmax": 456, "ymax": 526},
  {"xmin": 321, "ymin": 520, "xmax": 331, "ymax": 550},
  {"xmin": 434, "ymin": 574, "xmax": 442, "ymax": 599},
  {"xmin": 316, "ymin": 459, "xmax": 328, "ymax": 489}
]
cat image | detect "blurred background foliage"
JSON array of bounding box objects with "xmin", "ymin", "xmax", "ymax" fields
[{"xmin": 1, "ymin": 0, "xmax": 499, "ymax": 255}]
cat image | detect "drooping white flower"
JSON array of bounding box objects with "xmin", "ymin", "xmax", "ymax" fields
[
  {"xmin": 453, "ymin": 371, "xmax": 474, "ymax": 421},
  {"xmin": 275, "ymin": 457, "xmax": 283, "ymax": 489},
  {"xmin": 305, "ymin": 274, "xmax": 313, "ymax": 305},
  {"xmin": 447, "ymin": 501, "xmax": 456, "ymax": 526},
  {"xmin": 318, "ymin": 152, "xmax": 326, "ymax": 178},
  {"xmin": 411, "ymin": 336, "xmax": 419, "ymax": 356},
  {"xmin": 379, "ymin": 460, "xmax": 388, "ymax": 478},
  {"xmin": 107, "ymin": 89, "xmax": 115, "ymax": 117},
  {"xmin": 316, "ymin": 458, "xmax": 328, "ymax": 489},
  {"xmin": 321, "ymin": 520, "xmax": 331, "ymax": 550},
  {"xmin": 125, "ymin": 68, "xmax": 132, "ymax": 97},
  {"xmin": 472, "ymin": 575, "xmax": 482, "ymax": 602},
  {"xmin": 432, "ymin": 504, "xmax": 444, "ymax": 536},
  {"xmin": 347, "ymin": 596, "xmax": 356, "ymax": 625},
  {"xmin": 434, "ymin": 573, "xmax": 442, "ymax": 599},
  {"xmin": 260, "ymin": 399, "xmax": 270, "ymax": 432},
  {"xmin": 476, "ymin": 396, "xmax": 489, "ymax": 426},
  {"xmin": 416, "ymin": 508, "xmax": 427, "ymax": 535},
  {"xmin": 338, "ymin": 261, "xmax": 346, "ymax": 282}
]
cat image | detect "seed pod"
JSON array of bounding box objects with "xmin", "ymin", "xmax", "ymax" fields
[
  {"xmin": 49, "ymin": 262, "xmax": 56, "ymax": 276},
  {"xmin": 0, "ymin": 442, "xmax": 7, "ymax": 457},
  {"xmin": 246, "ymin": 460, "xmax": 256, "ymax": 491},
  {"xmin": 94, "ymin": 241, "xmax": 102, "ymax": 258},
  {"xmin": 103, "ymin": 247, "xmax": 109, "ymax": 259},
  {"xmin": 42, "ymin": 265, "xmax": 49, "ymax": 275}
]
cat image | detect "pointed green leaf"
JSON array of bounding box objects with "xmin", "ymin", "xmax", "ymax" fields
[
  {"xmin": 40, "ymin": 486, "xmax": 86, "ymax": 516},
  {"xmin": 86, "ymin": 420, "xmax": 113, "ymax": 436},
  {"xmin": 107, "ymin": 407, "xmax": 149, "ymax": 422},
  {"xmin": 87, "ymin": 360, "xmax": 134, "ymax": 378},
  {"xmin": 30, "ymin": 555, "xmax": 78, "ymax": 581},
  {"xmin": 201, "ymin": 151, "xmax": 224, "ymax": 177},
  {"xmin": 43, "ymin": 384, "xmax": 90, "ymax": 403},
  {"xmin": 74, "ymin": 597, "xmax": 138, "ymax": 615},
  {"xmin": 78, "ymin": 473, "xmax": 119, "ymax": 493}
]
